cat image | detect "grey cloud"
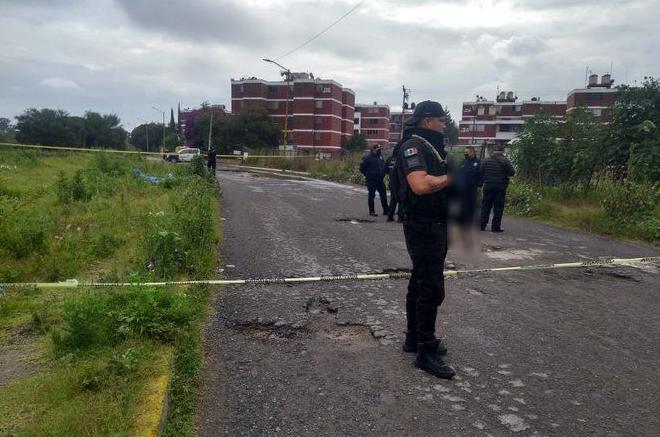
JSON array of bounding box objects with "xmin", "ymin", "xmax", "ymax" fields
[{"xmin": 114, "ymin": 0, "xmax": 270, "ymax": 46}]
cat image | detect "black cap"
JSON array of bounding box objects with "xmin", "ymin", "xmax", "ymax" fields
[{"xmin": 404, "ymin": 100, "xmax": 446, "ymax": 126}]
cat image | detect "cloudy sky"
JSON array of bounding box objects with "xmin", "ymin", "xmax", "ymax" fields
[{"xmin": 2, "ymin": 0, "xmax": 658, "ymax": 131}]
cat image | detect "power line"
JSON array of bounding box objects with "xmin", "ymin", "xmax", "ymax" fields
[{"xmin": 275, "ymin": 0, "xmax": 368, "ymax": 61}]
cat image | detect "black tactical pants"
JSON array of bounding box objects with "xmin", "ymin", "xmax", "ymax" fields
[
  {"xmin": 367, "ymin": 181, "xmax": 388, "ymax": 214},
  {"xmin": 403, "ymin": 220, "xmax": 448, "ymax": 344},
  {"xmin": 387, "ymin": 184, "xmax": 403, "ymax": 220},
  {"xmin": 480, "ymin": 188, "xmax": 506, "ymax": 231}
]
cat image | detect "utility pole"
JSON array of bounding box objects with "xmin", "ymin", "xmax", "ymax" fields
[
  {"xmin": 263, "ymin": 58, "xmax": 292, "ymax": 146},
  {"xmin": 207, "ymin": 108, "xmax": 213, "ymax": 152},
  {"xmin": 400, "ymin": 85, "xmax": 410, "ymax": 141}
]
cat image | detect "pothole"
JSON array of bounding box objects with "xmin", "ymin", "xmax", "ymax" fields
[
  {"xmin": 304, "ymin": 296, "xmax": 340, "ymax": 314},
  {"xmin": 320, "ymin": 325, "xmax": 369, "ymax": 341},
  {"xmin": 230, "ymin": 319, "xmax": 308, "ymax": 341},
  {"xmin": 585, "ymin": 267, "xmax": 642, "ymax": 282}
]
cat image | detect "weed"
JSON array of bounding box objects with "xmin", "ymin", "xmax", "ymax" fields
[
  {"xmin": 190, "ymin": 155, "xmax": 207, "ymax": 178},
  {"xmin": 507, "ymin": 180, "xmax": 543, "ymax": 216},
  {"xmin": 601, "ymin": 182, "xmax": 658, "ymax": 223},
  {"xmin": 52, "ymin": 287, "xmax": 195, "ymax": 354},
  {"xmin": 0, "ymin": 208, "xmax": 51, "ymax": 259}
]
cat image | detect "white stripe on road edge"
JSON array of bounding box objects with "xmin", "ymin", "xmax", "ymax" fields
[{"xmin": 1, "ymin": 257, "xmax": 658, "ymax": 290}]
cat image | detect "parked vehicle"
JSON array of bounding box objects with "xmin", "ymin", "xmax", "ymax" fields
[{"xmin": 164, "ymin": 147, "xmax": 201, "ymax": 162}]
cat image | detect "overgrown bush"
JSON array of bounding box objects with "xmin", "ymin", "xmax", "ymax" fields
[
  {"xmin": 56, "ymin": 170, "xmax": 91, "ymax": 204},
  {"xmin": 92, "ymin": 152, "xmax": 127, "ymax": 176},
  {"xmin": 91, "ymin": 232, "xmax": 124, "ymax": 258},
  {"xmin": 601, "ymin": 182, "xmax": 658, "ymax": 223},
  {"xmin": 506, "ymin": 180, "xmax": 543, "ymax": 216},
  {"xmin": 52, "ymin": 287, "xmax": 195, "ymax": 353},
  {"xmin": 142, "ymin": 230, "xmax": 184, "ymax": 278},
  {"xmin": 0, "ymin": 209, "xmax": 51, "ymax": 258},
  {"xmin": 190, "ymin": 155, "xmax": 207, "ymax": 178}
]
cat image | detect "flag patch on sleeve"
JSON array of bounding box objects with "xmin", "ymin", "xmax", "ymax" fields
[{"xmin": 404, "ymin": 147, "xmax": 418, "ymax": 158}]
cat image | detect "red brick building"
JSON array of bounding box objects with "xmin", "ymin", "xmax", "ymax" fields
[
  {"xmin": 459, "ymin": 92, "xmax": 567, "ymax": 148},
  {"xmin": 458, "ymin": 75, "xmax": 617, "ymax": 148},
  {"xmin": 567, "ymin": 74, "xmax": 617, "ymax": 121},
  {"xmin": 354, "ymin": 104, "xmax": 390, "ymax": 149},
  {"xmin": 388, "ymin": 110, "xmax": 413, "ymax": 146},
  {"xmin": 231, "ymin": 73, "xmax": 355, "ymax": 156}
]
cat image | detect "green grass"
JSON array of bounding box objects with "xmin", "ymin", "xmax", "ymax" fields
[
  {"xmin": 0, "ymin": 148, "xmax": 221, "ymax": 435},
  {"xmin": 506, "ymin": 180, "xmax": 660, "ymax": 245},
  {"xmin": 240, "ymin": 151, "xmax": 366, "ymax": 185}
]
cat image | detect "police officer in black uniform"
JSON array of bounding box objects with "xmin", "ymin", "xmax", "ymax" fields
[
  {"xmin": 359, "ymin": 144, "xmax": 389, "ymax": 216},
  {"xmin": 385, "ymin": 151, "xmax": 404, "ymax": 222},
  {"xmin": 207, "ymin": 146, "xmax": 217, "ymax": 173},
  {"xmin": 479, "ymin": 144, "xmax": 515, "ymax": 232},
  {"xmin": 397, "ymin": 101, "xmax": 456, "ymax": 379},
  {"xmin": 457, "ymin": 145, "xmax": 481, "ymax": 228}
]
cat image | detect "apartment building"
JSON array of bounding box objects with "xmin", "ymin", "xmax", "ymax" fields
[
  {"xmin": 231, "ymin": 73, "xmax": 355, "ymax": 156},
  {"xmin": 458, "ymin": 75, "xmax": 617, "ymax": 147},
  {"xmin": 354, "ymin": 103, "xmax": 390, "ymax": 149}
]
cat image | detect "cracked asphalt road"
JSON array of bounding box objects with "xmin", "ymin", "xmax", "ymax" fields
[{"xmin": 199, "ymin": 168, "xmax": 660, "ymax": 437}]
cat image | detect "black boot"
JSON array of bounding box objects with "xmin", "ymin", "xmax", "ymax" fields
[
  {"xmin": 415, "ymin": 342, "xmax": 455, "ymax": 379},
  {"xmin": 403, "ymin": 336, "xmax": 447, "ymax": 355},
  {"xmin": 402, "ymin": 332, "xmax": 417, "ymax": 353}
]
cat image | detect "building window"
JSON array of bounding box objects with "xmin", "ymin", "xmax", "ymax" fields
[
  {"xmin": 315, "ymin": 100, "xmax": 323, "ymax": 109},
  {"xmin": 369, "ymin": 118, "xmax": 379, "ymax": 124},
  {"xmin": 368, "ymin": 107, "xmax": 378, "ymax": 114},
  {"xmin": 314, "ymin": 132, "xmax": 321, "ymax": 141},
  {"xmin": 315, "ymin": 84, "xmax": 323, "ymax": 93},
  {"xmin": 267, "ymin": 101, "xmax": 279, "ymax": 110},
  {"xmin": 489, "ymin": 106, "xmax": 497, "ymax": 115},
  {"xmin": 267, "ymin": 85, "xmax": 278, "ymax": 93},
  {"xmin": 323, "ymin": 87, "xmax": 331, "ymax": 93},
  {"xmin": 592, "ymin": 108, "xmax": 602, "ymax": 116},
  {"xmin": 477, "ymin": 106, "xmax": 485, "ymax": 115},
  {"xmin": 515, "ymin": 105, "xmax": 522, "ymax": 112},
  {"xmin": 354, "ymin": 118, "xmax": 359, "ymax": 124},
  {"xmin": 477, "ymin": 124, "xmax": 486, "ymax": 132},
  {"xmin": 314, "ymin": 116, "xmax": 322, "ymax": 125},
  {"xmin": 238, "ymin": 85, "xmax": 244, "ymax": 93}
]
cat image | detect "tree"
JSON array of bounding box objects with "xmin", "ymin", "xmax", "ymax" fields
[
  {"xmin": 343, "ymin": 133, "xmax": 368, "ymax": 152},
  {"xmin": 0, "ymin": 117, "xmax": 16, "ymax": 143},
  {"xmin": 607, "ymin": 77, "xmax": 660, "ymax": 182},
  {"xmin": 83, "ymin": 111, "xmax": 126, "ymax": 149},
  {"xmin": 164, "ymin": 133, "xmax": 181, "ymax": 151},
  {"xmin": 169, "ymin": 108, "xmax": 176, "ymax": 131},
  {"xmin": 191, "ymin": 108, "xmax": 280, "ymax": 153},
  {"xmin": 559, "ymin": 106, "xmax": 606, "ymax": 186},
  {"xmin": 130, "ymin": 123, "xmax": 163, "ymax": 152},
  {"xmin": 443, "ymin": 108, "xmax": 459, "ymax": 146},
  {"xmin": 15, "ymin": 108, "xmax": 79, "ymax": 146},
  {"xmin": 510, "ymin": 114, "xmax": 560, "ymax": 185}
]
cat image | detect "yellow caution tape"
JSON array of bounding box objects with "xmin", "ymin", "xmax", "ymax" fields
[
  {"xmin": 1, "ymin": 142, "xmax": 314, "ymax": 159},
  {"xmin": 1, "ymin": 257, "xmax": 657, "ymax": 290}
]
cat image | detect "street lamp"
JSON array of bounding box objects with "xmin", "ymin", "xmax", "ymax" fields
[
  {"xmin": 263, "ymin": 58, "xmax": 291, "ymax": 146},
  {"xmin": 137, "ymin": 117, "xmax": 150, "ymax": 153},
  {"xmin": 152, "ymin": 106, "xmax": 166, "ymax": 153}
]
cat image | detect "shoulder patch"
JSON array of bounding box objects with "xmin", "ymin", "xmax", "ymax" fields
[{"xmin": 403, "ymin": 147, "xmax": 418, "ymax": 158}]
